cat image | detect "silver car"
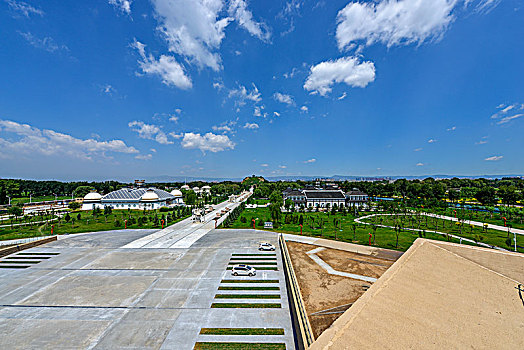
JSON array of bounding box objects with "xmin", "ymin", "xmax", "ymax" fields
[
  {"xmin": 258, "ymin": 242, "xmax": 276, "ymax": 251},
  {"xmin": 231, "ymin": 264, "xmax": 256, "ymax": 276}
]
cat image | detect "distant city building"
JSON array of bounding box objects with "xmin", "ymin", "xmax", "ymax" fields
[{"xmin": 81, "ymin": 188, "xmax": 183, "ymax": 210}]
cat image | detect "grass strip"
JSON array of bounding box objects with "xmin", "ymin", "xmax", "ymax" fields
[
  {"xmin": 230, "ymin": 257, "xmax": 277, "ymax": 261},
  {"xmin": 228, "ymin": 262, "xmax": 277, "ymax": 265},
  {"xmin": 218, "ymin": 286, "xmax": 280, "ymax": 291},
  {"xmin": 194, "ymin": 342, "xmax": 286, "ymax": 350},
  {"xmin": 211, "ymin": 303, "xmax": 281, "ymax": 308},
  {"xmin": 231, "ymin": 254, "xmax": 276, "ymax": 256},
  {"xmin": 227, "ymin": 267, "xmax": 277, "ymax": 270},
  {"xmin": 221, "ymin": 280, "xmax": 279, "ymax": 283},
  {"xmin": 200, "ymin": 328, "xmax": 284, "ymax": 336},
  {"xmin": 215, "ymin": 294, "xmax": 280, "ymax": 299}
]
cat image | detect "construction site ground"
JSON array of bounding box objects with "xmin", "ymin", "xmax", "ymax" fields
[{"xmin": 286, "ymin": 241, "xmax": 397, "ymax": 338}]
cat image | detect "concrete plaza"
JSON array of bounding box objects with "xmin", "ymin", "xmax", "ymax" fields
[{"xmin": 0, "ymin": 227, "xmax": 294, "ymax": 349}]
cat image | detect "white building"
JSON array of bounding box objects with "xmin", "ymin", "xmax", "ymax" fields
[
  {"xmin": 304, "ymin": 190, "xmax": 346, "ymax": 208},
  {"xmin": 81, "ymin": 188, "xmax": 183, "ymax": 211},
  {"xmin": 170, "ymin": 189, "xmax": 184, "ymax": 205}
]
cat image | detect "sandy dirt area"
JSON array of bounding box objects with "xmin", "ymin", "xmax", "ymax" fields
[{"xmin": 286, "ymin": 241, "xmax": 397, "ymax": 338}]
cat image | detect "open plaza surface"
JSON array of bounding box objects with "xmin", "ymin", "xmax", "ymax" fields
[{"xmin": 0, "ymin": 226, "xmax": 294, "ymax": 349}]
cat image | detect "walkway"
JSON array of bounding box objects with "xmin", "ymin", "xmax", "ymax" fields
[
  {"xmin": 123, "ymin": 194, "xmax": 249, "ymax": 249},
  {"xmin": 422, "ymin": 212, "xmax": 524, "ymax": 236},
  {"xmin": 306, "ymin": 246, "xmax": 377, "ymax": 283}
]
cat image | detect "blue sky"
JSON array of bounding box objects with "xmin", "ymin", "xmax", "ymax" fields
[{"xmin": 0, "ymin": 0, "xmax": 523, "ymax": 180}]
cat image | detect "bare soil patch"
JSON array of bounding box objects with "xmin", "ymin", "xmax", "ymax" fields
[{"xmin": 286, "ymin": 241, "xmax": 396, "ymax": 338}]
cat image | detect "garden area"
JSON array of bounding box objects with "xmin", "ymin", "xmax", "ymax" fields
[
  {"xmin": 359, "ymin": 213, "xmax": 523, "ymax": 253},
  {"xmin": 0, "ymin": 206, "xmax": 192, "ymax": 241},
  {"xmin": 227, "ymin": 207, "xmax": 477, "ymax": 252}
]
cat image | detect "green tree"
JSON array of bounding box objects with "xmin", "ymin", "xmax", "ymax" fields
[
  {"xmin": 74, "ymin": 186, "xmax": 93, "ymax": 198},
  {"xmin": 475, "ymin": 187, "xmax": 496, "ymax": 206},
  {"xmin": 68, "ymin": 202, "xmax": 80, "ymax": 210}
]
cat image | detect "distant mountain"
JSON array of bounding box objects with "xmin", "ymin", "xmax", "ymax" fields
[{"xmin": 136, "ymin": 174, "xmax": 523, "ymax": 183}]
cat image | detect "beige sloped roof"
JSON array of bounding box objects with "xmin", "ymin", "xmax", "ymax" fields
[{"xmin": 311, "ymin": 238, "xmax": 524, "ymax": 350}]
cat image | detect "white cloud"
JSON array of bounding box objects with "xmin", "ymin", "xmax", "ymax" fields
[
  {"xmin": 228, "ymin": 0, "xmax": 271, "ymax": 41},
  {"xmin": 213, "ymin": 81, "xmax": 225, "ymax": 90},
  {"xmin": 133, "ymin": 40, "xmax": 192, "ymax": 89},
  {"xmin": 414, "ymin": 148, "xmax": 423, "ymax": 151},
  {"xmin": 135, "ymin": 154, "xmax": 152, "ymax": 160},
  {"xmin": 18, "ymin": 32, "xmax": 69, "ymax": 53},
  {"xmin": 151, "ymin": 0, "xmax": 230, "ymax": 71},
  {"xmin": 128, "ymin": 120, "xmax": 173, "ymax": 145},
  {"xmin": 150, "ymin": 148, "xmax": 157, "ymax": 152},
  {"xmin": 180, "ymin": 132, "xmax": 235, "ymax": 152},
  {"xmin": 253, "ymin": 106, "xmax": 262, "ymax": 117},
  {"xmin": 229, "ymin": 83, "xmax": 262, "ymax": 106},
  {"xmin": 260, "ymin": 163, "xmax": 269, "ymax": 167},
  {"xmin": 273, "ymin": 111, "xmax": 280, "ymax": 117},
  {"xmin": 6, "ymin": 0, "xmax": 43, "ymax": 17},
  {"xmin": 490, "ymin": 103, "xmax": 524, "ymax": 125},
  {"xmin": 109, "ymin": 0, "xmax": 132, "ymax": 15},
  {"xmin": 336, "ymin": 0, "xmax": 457, "ymax": 51},
  {"xmin": 304, "ymin": 56, "xmax": 375, "ymax": 96},
  {"xmin": 243, "ymin": 122, "xmax": 259, "ymax": 129},
  {"xmin": 485, "ymin": 155, "xmax": 503, "ymax": 161},
  {"xmin": 273, "ymin": 92, "xmax": 295, "ymax": 105},
  {"xmin": 338, "ymin": 92, "xmax": 347, "ymax": 100},
  {"xmin": 279, "ymin": 165, "xmax": 287, "ymax": 169},
  {"xmin": 300, "ymin": 106, "xmax": 308, "ymax": 112},
  {"xmin": 304, "ymin": 158, "xmax": 316, "ymax": 163},
  {"xmin": 416, "ymin": 162, "xmax": 424, "ymax": 166},
  {"xmin": 169, "ymin": 116, "xmax": 179, "ymax": 122},
  {"xmin": 428, "ymin": 139, "xmax": 437, "ymax": 143},
  {"xmin": 0, "ymin": 119, "xmax": 138, "ymax": 160},
  {"xmin": 476, "ymin": 140, "xmax": 488, "ymax": 145},
  {"xmin": 101, "ymin": 84, "xmax": 116, "ymax": 95},
  {"xmin": 447, "ymin": 126, "xmax": 456, "ymax": 131},
  {"xmin": 212, "ymin": 125, "xmax": 233, "ymax": 133},
  {"xmin": 169, "ymin": 132, "xmax": 184, "ymax": 139},
  {"xmin": 498, "ymin": 114, "xmax": 523, "ymax": 125},
  {"xmin": 283, "ymin": 67, "xmax": 298, "ymax": 79}
]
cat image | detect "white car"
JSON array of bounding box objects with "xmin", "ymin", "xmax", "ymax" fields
[
  {"xmin": 259, "ymin": 242, "xmax": 276, "ymax": 251},
  {"xmin": 231, "ymin": 264, "xmax": 256, "ymax": 276}
]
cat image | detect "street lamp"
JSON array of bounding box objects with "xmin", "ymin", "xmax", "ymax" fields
[{"xmin": 7, "ymin": 196, "xmax": 11, "ymax": 206}]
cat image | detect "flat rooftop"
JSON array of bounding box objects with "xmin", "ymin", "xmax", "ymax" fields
[{"xmin": 310, "ymin": 238, "xmax": 524, "ymax": 349}]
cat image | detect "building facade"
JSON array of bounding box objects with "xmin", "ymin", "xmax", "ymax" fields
[
  {"xmin": 82, "ymin": 188, "xmax": 184, "ymax": 211},
  {"xmin": 283, "ymin": 187, "xmax": 369, "ymax": 209}
]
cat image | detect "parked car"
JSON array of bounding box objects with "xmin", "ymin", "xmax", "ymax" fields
[
  {"xmin": 259, "ymin": 242, "xmax": 276, "ymax": 251},
  {"xmin": 231, "ymin": 264, "xmax": 256, "ymax": 276}
]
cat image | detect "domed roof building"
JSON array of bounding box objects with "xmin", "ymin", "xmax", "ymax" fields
[
  {"xmin": 81, "ymin": 187, "xmax": 184, "ymax": 211},
  {"xmin": 81, "ymin": 190, "xmax": 102, "ymax": 210},
  {"xmin": 202, "ymin": 185, "xmax": 211, "ymax": 194},
  {"xmin": 170, "ymin": 189, "xmax": 184, "ymax": 204},
  {"xmin": 181, "ymin": 184, "xmax": 190, "ymax": 190}
]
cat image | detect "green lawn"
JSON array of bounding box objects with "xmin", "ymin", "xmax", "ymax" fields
[
  {"xmin": 199, "ymin": 328, "xmax": 284, "ymax": 335},
  {"xmin": 420, "ymin": 207, "xmax": 524, "ymax": 230},
  {"xmin": 10, "ymin": 196, "xmax": 72, "ymax": 205},
  {"xmin": 214, "ymin": 294, "xmax": 281, "ymax": 299},
  {"xmin": 227, "ymin": 207, "xmax": 522, "ymax": 253},
  {"xmin": 210, "ymin": 303, "xmax": 281, "ymax": 308},
  {"xmin": 0, "ymin": 209, "xmax": 190, "ymax": 241},
  {"xmin": 360, "ymin": 213, "xmax": 523, "ymax": 253},
  {"xmin": 194, "ymin": 342, "xmax": 286, "ymax": 350}
]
